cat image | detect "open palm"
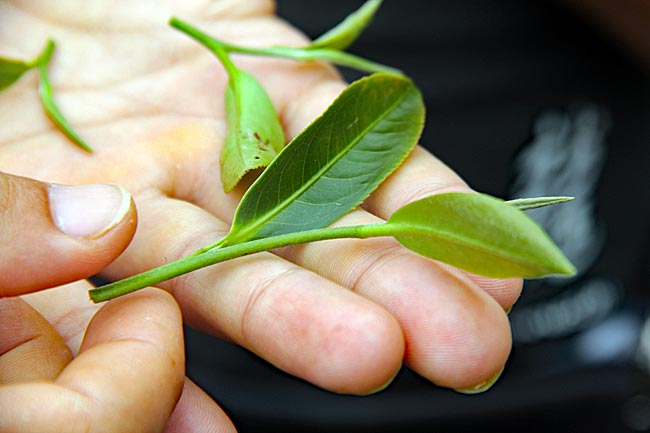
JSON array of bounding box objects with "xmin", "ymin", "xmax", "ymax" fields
[{"xmin": 1, "ymin": 0, "xmax": 521, "ymax": 430}]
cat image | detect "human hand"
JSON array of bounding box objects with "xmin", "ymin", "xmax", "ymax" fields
[
  {"xmin": 0, "ymin": 172, "xmax": 235, "ymax": 432},
  {"xmin": 0, "ymin": 0, "xmax": 520, "ymax": 399}
]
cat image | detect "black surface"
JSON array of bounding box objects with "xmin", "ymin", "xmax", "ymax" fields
[{"xmin": 186, "ymin": 1, "xmax": 650, "ymax": 431}]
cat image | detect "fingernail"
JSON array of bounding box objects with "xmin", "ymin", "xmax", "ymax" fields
[
  {"xmin": 453, "ymin": 366, "xmax": 505, "ymax": 395},
  {"xmin": 48, "ymin": 183, "xmax": 131, "ymax": 239}
]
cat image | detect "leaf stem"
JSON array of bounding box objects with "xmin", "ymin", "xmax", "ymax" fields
[
  {"xmin": 30, "ymin": 38, "xmax": 55, "ymax": 68},
  {"xmin": 89, "ymin": 222, "xmax": 392, "ymax": 303},
  {"xmin": 35, "ymin": 39, "xmax": 93, "ymax": 153},
  {"xmin": 169, "ymin": 17, "xmax": 239, "ymax": 78},
  {"xmin": 169, "ymin": 17, "xmax": 402, "ymax": 76}
]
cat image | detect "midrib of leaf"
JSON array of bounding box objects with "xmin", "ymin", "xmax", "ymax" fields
[{"xmin": 227, "ymin": 84, "xmax": 413, "ymax": 244}]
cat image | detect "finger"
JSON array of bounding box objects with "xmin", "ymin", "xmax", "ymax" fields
[
  {"xmin": 363, "ymin": 146, "xmax": 524, "ymax": 309},
  {"xmin": 164, "ymin": 378, "xmax": 237, "ymax": 433},
  {"xmin": 278, "ymin": 208, "xmax": 512, "ymax": 390},
  {"xmin": 267, "ymin": 80, "xmax": 521, "ymax": 388},
  {"xmin": 104, "ymin": 192, "xmax": 404, "ymax": 395},
  {"xmin": 24, "ymin": 283, "xmax": 236, "ymax": 432},
  {"xmin": 0, "ymin": 288, "xmax": 185, "ymax": 433},
  {"xmin": 0, "ymin": 297, "xmax": 72, "ymax": 383},
  {"xmin": 0, "ymin": 172, "xmax": 136, "ymax": 296},
  {"xmin": 21, "ymin": 280, "xmax": 101, "ymax": 356}
]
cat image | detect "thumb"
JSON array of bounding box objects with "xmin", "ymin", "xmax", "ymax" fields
[{"xmin": 0, "ymin": 172, "xmax": 137, "ymax": 297}]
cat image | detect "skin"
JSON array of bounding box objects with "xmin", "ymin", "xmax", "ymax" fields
[{"xmin": 0, "ymin": 0, "xmax": 522, "ymax": 431}]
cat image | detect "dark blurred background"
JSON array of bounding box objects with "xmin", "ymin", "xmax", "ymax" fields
[{"xmin": 186, "ymin": 1, "xmax": 650, "ymax": 431}]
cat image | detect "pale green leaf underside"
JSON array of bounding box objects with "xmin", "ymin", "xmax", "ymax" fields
[
  {"xmin": 309, "ymin": 0, "xmax": 382, "ymax": 51},
  {"xmin": 223, "ymin": 72, "xmax": 425, "ymax": 245},
  {"xmin": 388, "ymin": 193, "xmax": 576, "ymax": 278},
  {"xmin": 0, "ymin": 58, "xmax": 32, "ymax": 91},
  {"xmin": 221, "ymin": 69, "xmax": 285, "ymax": 192}
]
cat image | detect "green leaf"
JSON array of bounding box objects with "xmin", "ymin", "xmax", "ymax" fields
[
  {"xmin": 309, "ymin": 0, "xmax": 382, "ymax": 51},
  {"xmin": 219, "ymin": 56, "xmax": 285, "ymax": 192},
  {"xmin": 36, "ymin": 39, "xmax": 93, "ymax": 153},
  {"xmin": 387, "ymin": 192, "xmax": 576, "ymax": 278},
  {"xmin": 169, "ymin": 18, "xmax": 285, "ymax": 192},
  {"xmin": 0, "ymin": 57, "xmax": 33, "ymax": 91},
  {"xmin": 223, "ymin": 72, "xmax": 424, "ymax": 245},
  {"xmin": 507, "ymin": 196, "xmax": 574, "ymax": 211}
]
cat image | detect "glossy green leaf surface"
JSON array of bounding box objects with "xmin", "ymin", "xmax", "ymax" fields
[
  {"xmin": 223, "ymin": 72, "xmax": 425, "ymax": 245},
  {"xmin": 220, "ymin": 68, "xmax": 286, "ymax": 192},
  {"xmin": 309, "ymin": 0, "xmax": 382, "ymax": 51},
  {"xmin": 0, "ymin": 57, "xmax": 32, "ymax": 91},
  {"xmin": 387, "ymin": 192, "xmax": 576, "ymax": 278}
]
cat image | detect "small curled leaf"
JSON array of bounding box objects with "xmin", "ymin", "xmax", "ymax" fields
[
  {"xmin": 387, "ymin": 192, "xmax": 576, "ymax": 278},
  {"xmin": 309, "ymin": 0, "xmax": 382, "ymax": 51}
]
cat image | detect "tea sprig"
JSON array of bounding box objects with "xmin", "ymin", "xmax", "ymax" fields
[
  {"xmin": 89, "ymin": 73, "xmax": 575, "ymax": 303},
  {"xmin": 89, "ymin": 190, "xmax": 575, "ymax": 303}
]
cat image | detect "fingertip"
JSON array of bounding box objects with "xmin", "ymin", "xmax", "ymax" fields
[
  {"xmin": 80, "ymin": 287, "xmax": 182, "ymax": 354},
  {"xmin": 412, "ymin": 293, "xmax": 512, "ymax": 390},
  {"xmin": 0, "ymin": 298, "xmax": 72, "ymax": 383},
  {"xmin": 58, "ymin": 287, "xmax": 185, "ymax": 432},
  {"xmin": 0, "ymin": 173, "xmax": 137, "ymax": 296},
  {"xmin": 357, "ymin": 255, "xmax": 513, "ymax": 392},
  {"xmin": 316, "ymin": 301, "xmax": 405, "ymax": 395}
]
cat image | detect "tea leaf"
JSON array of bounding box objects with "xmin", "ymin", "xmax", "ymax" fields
[
  {"xmin": 223, "ymin": 72, "xmax": 424, "ymax": 245},
  {"xmin": 387, "ymin": 192, "xmax": 576, "ymax": 278},
  {"xmin": 36, "ymin": 39, "xmax": 93, "ymax": 153},
  {"xmin": 309, "ymin": 0, "xmax": 382, "ymax": 51},
  {"xmin": 220, "ymin": 69, "xmax": 286, "ymax": 192},
  {"xmin": 507, "ymin": 196, "xmax": 574, "ymax": 211},
  {"xmin": 170, "ymin": 19, "xmax": 285, "ymax": 192},
  {"xmin": 0, "ymin": 58, "xmax": 32, "ymax": 91}
]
